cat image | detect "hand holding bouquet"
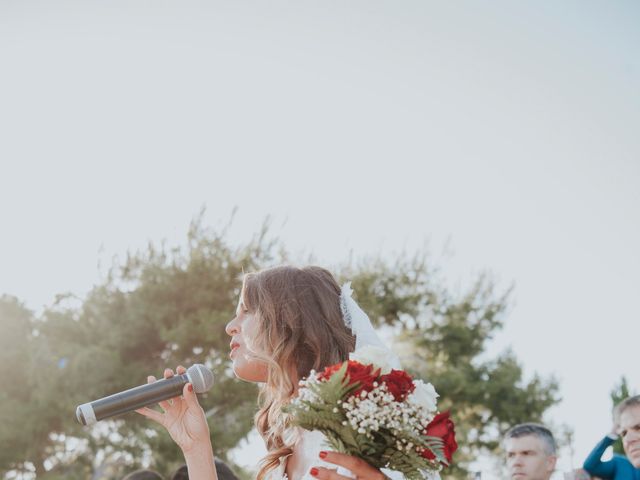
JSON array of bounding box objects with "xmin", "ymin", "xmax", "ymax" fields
[{"xmin": 285, "ymin": 347, "xmax": 457, "ymax": 480}]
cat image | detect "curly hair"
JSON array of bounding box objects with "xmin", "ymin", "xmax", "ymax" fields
[{"xmin": 240, "ymin": 265, "xmax": 356, "ymax": 480}]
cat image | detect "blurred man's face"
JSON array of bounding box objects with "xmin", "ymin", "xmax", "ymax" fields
[
  {"xmin": 620, "ymin": 405, "xmax": 640, "ymax": 467},
  {"xmin": 505, "ymin": 435, "xmax": 557, "ymax": 480}
]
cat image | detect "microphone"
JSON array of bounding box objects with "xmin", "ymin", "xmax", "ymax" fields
[{"xmin": 75, "ymin": 364, "xmax": 214, "ymax": 426}]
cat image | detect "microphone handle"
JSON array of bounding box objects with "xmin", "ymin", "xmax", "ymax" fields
[{"xmin": 79, "ymin": 374, "xmax": 189, "ymax": 424}]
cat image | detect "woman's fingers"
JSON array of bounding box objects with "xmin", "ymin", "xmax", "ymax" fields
[
  {"xmin": 135, "ymin": 407, "xmax": 164, "ymax": 425},
  {"xmin": 156, "ymin": 369, "xmax": 176, "ymax": 411},
  {"xmin": 310, "ymin": 467, "xmax": 351, "ymax": 480},
  {"xmin": 182, "ymin": 382, "xmax": 201, "ymax": 411},
  {"xmin": 144, "ymin": 367, "xmax": 191, "ymax": 414},
  {"xmin": 316, "ymin": 452, "xmax": 386, "ymax": 480},
  {"xmin": 146, "ymin": 374, "xmax": 173, "ymax": 410},
  {"xmin": 142, "ymin": 374, "xmax": 171, "ymax": 413}
]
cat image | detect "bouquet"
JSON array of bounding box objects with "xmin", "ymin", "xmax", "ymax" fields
[{"xmin": 285, "ymin": 346, "xmax": 457, "ymax": 480}]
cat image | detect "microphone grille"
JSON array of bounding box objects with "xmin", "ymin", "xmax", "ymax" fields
[{"xmin": 187, "ymin": 364, "xmax": 214, "ymax": 393}]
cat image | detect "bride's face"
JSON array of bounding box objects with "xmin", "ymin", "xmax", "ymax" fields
[{"xmin": 225, "ymin": 295, "xmax": 269, "ymax": 383}]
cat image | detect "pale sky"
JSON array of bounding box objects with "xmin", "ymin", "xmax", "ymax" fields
[{"xmin": 1, "ymin": 1, "xmax": 639, "ymax": 478}]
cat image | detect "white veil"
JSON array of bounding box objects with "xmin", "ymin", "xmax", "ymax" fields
[{"xmin": 340, "ymin": 282, "xmax": 401, "ymax": 369}]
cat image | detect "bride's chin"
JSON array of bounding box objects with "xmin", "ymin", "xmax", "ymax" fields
[{"xmin": 232, "ymin": 363, "xmax": 259, "ymax": 383}]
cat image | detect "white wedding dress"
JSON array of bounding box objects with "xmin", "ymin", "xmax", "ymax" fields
[{"xmin": 265, "ymin": 429, "xmax": 440, "ymax": 480}]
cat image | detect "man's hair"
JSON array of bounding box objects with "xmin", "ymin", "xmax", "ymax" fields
[
  {"xmin": 504, "ymin": 423, "xmax": 557, "ymax": 456},
  {"xmin": 171, "ymin": 466, "xmax": 188, "ymax": 480},
  {"xmin": 214, "ymin": 459, "xmax": 240, "ymax": 480},
  {"xmin": 615, "ymin": 395, "xmax": 640, "ymax": 418},
  {"xmin": 122, "ymin": 470, "xmax": 164, "ymax": 480},
  {"xmin": 171, "ymin": 460, "xmax": 239, "ymax": 480}
]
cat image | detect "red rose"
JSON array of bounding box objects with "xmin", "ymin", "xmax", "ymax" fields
[
  {"xmin": 422, "ymin": 411, "xmax": 457, "ymax": 464},
  {"xmin": 380, "ymin": 369, "xmax": 415, "ymax": 401},
  {"xmin": 318, "ymin": 363, "xmax": 343, "ymax": 380},
  {"xmin": 345, "ymin": 360, "xmax": 379, "ymax": 395},
  {"xmin": 318, "ymin": 360, "xmax": 379, "ymax": 396}
]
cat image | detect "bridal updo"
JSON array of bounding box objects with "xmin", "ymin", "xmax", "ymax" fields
[{"xmin": 240, "ymin": 265, "xmax": 356, "ymax": 480}]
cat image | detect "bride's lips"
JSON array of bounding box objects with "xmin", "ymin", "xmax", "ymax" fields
[{"xmin": 230, "ymin": 341, "xmax": 240, "ymax": 357}]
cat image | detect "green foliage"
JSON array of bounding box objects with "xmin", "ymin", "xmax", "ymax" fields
[{"xmin": 0, "ymin": 295, "xmax": 39, "ymax": 472}]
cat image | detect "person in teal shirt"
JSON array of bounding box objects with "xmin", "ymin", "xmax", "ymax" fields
[{"xmin": 583, "ymin": 395, "xmax": 640, "ymax": 479}]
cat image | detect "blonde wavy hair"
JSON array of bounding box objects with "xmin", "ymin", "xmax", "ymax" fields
[{"xmin": 240, "ymin": 265, "xmax": 356, "ymax": 480}]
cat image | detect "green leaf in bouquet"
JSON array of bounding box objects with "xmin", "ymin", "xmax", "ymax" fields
[
  {"xmin": 323, "ymin": 430, "xmax": 350, "ymax": 453},
  {"xmin": 388, "ymin": 427, "xmax": 447, "ymax": 466},
  {"xmin": 293, "ymin": 408, "xmax": 341, "ymax": 431},
  {"xmin": 422, "ymin": 435, "xmax": 447, "ymax": 466},
  {"xmin": 385, "ymin": 447, "xmax": 431, "ymax": 480},
  {"xmin": 320, "ymin": 416, "xmax": 361, "ymax": 453},
  {"xmin": 308, "ymin": 362, "xmax": 360, "ymax": 404},
  {"xmin": 357, "ymin": 432, "xmax": 382, "ymax": 457}
]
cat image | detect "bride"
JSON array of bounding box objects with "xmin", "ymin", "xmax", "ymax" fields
[{"xmin": 137, "ymin": 265, "xmax": 403, "ymax": 480}]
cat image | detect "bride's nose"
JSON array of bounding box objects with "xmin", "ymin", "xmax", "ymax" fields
[{"xmin": 225, "ymin": 316, "xmax": 239, "ymax": 336}]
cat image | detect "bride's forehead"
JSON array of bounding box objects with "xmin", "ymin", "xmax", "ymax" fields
[{"xmin": 235, "ymin": 290, "xmax": 252, "ymax": 312}]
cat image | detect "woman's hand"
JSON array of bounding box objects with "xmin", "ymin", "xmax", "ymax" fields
[
  {"xmin": 135, "ymin": 365, "xmax": 211, "ymax": 454},
  {"xmin": 310, "ymin": 451, "xmax": 387, "ymax": 480}
]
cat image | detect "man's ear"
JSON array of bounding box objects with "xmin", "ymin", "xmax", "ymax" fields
[{"xmin": 546, "ymin": 454, "xmax": 558, "ymax": 473}]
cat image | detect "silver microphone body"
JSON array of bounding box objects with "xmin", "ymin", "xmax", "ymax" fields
[{"xmin": 75, "ymin": 364, "xmax": 214, "ymax": 426}]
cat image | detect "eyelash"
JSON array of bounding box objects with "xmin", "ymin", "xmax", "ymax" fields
[{"xmin": 622, "ymin": 429, "xmax": 638, "ymax": 437}]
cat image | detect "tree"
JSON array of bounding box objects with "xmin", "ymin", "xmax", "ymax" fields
[
  {"xmin": 0, "ymin": 295, "xmax": 38, "ymax": 474},
  {"xmin": 1, "ymin": 216, "xmax": 560, "ymax": 479},
  {"xmin": 0, "ymin": 214, "xmax": 283, "ymax": 479}
]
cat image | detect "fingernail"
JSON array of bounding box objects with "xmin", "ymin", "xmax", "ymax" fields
[
  {"xmin": 187, "ymin": 383, "xmax": 193, "ymax": 393},
  {"xmin": 310, "ymin": 468, "xmax": 318, "ymax": 477},
  {"xmin": 319, "ymin": 451, "xmax": 327, "ymax": 459}
]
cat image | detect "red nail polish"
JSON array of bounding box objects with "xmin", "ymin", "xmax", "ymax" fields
[
  {"xmin": 310, "ymin": 468, "xmax": 319, "ymax": 477},
  {"xmin": 188, "ymin": 384, "xmax": 193, "ymax": 393},
  {"xmin": 319, "ymin": 451, "xmax": 327, "ymax": 459}
]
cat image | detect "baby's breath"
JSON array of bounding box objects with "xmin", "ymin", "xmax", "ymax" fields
[{"xmin": 342, "ymin": 383, "xmax": 431, "ymax": 445}]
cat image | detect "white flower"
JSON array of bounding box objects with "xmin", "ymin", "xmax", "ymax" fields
[
  {"xmin": 407, "ymin": 380, "xmax": 439, "ymax": 413},
  {"xmin": 349, "ymin": 345, "xmax": 395, "ymax": 374}
]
